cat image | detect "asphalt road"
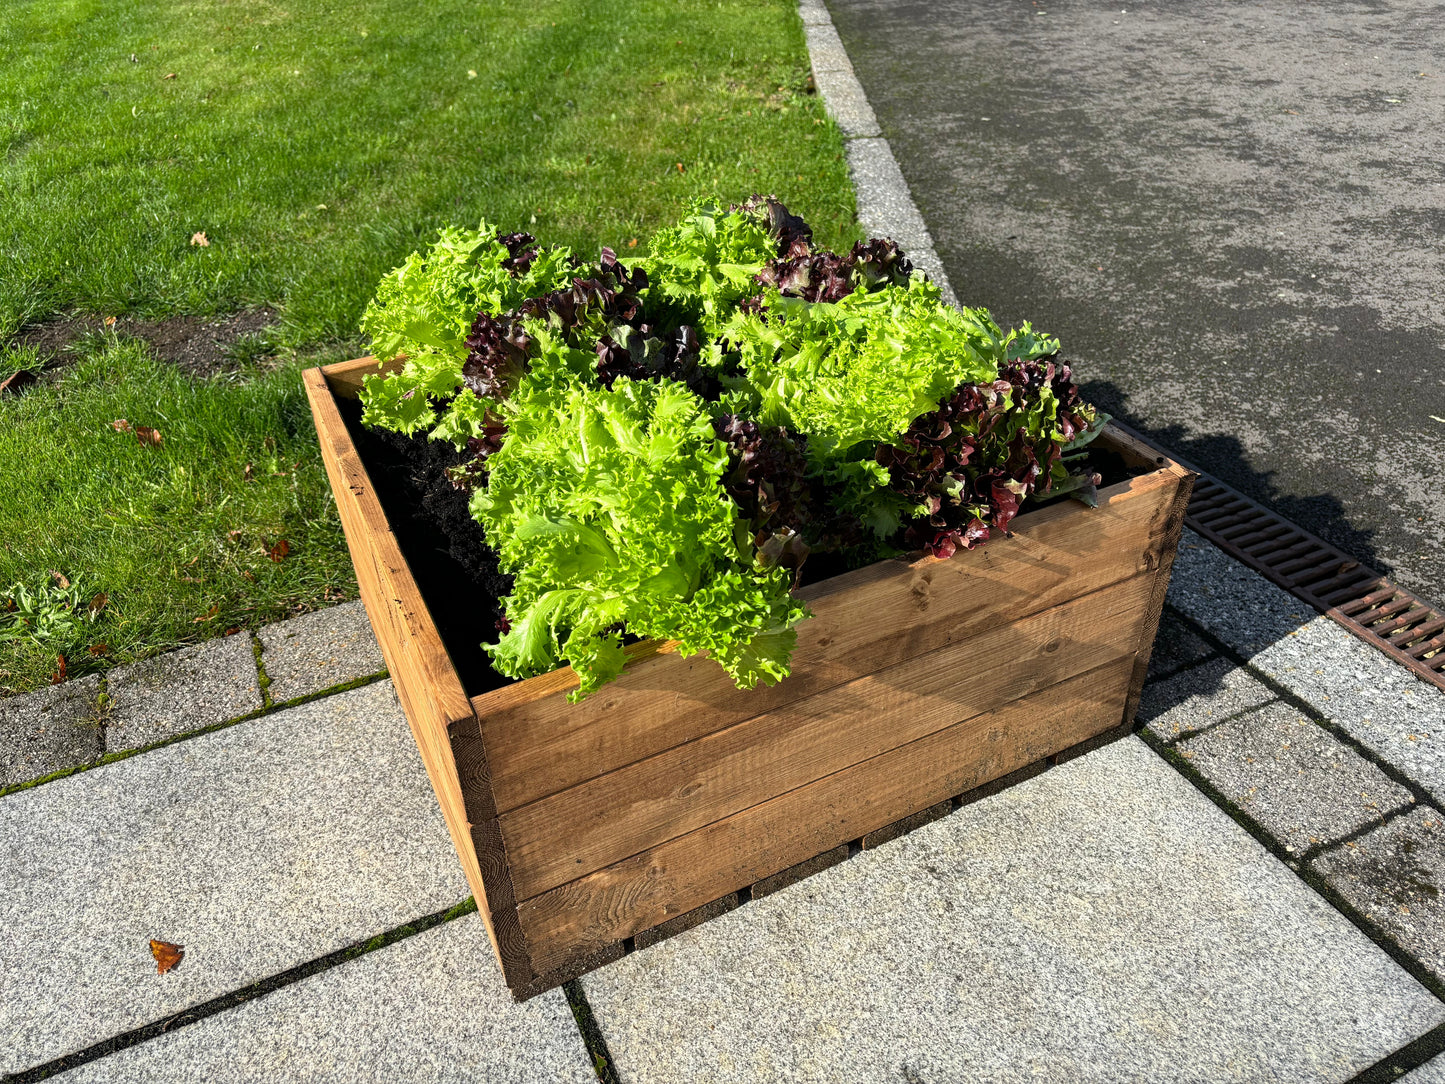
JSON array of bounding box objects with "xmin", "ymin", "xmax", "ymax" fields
[{"xmin": 827, "ymin": 0, "xmax": 1445, "ymax": 604}]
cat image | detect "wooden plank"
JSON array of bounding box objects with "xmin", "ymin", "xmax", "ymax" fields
[
  {"xmin": 321, "ymin": 354, "xmax": 404, "ymax": 400},
  {"xmin": 476, "ymin": 459, "xmax": 1183, "ymax": 813},
  {"xmin": 302, "ymin": 367, "xmax": 534, "ymax": 988},
  {"xmin": 502, "ymin": 573, "xmax": 1154, "ymax": 901},
  {"xmin": 516, "ymin": 656, "xmax": 1134, "ymax": 976},
  {"xmin": 1121, "ymin": 465, "xmax": 1195, "ymax": 729}
]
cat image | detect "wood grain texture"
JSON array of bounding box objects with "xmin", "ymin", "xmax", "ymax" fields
[
  {"xmin": 476, "ymin": 453, "xmax": 1185, "ymax": 814},
  {"xmin": 305, "ymin": 364, "xmax": 533, "ymax": 988},
  {"xmin": 322, "ymin": 354, "xmax": 404, "ymax": 400},
  {"xmin": 1121, "ymin": 464, "xmax": 1196, "ymax": 729},
  {"xmin": 517, "ymin": 656, "xmax": 1134, "ymax": 976},
  {"xmin": 501, "ymin": 573, "xmax": 1154, "ymax": 901}
]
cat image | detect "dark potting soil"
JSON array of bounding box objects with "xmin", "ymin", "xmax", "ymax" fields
[
  {"xmin": 339, "ymin": 398, "xmax": 1141, "ymax": 696},
  {"xmin": 338, "ymin": 398, "xmax": 516, "ymax": 697}
]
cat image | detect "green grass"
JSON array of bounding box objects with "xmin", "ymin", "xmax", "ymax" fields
[
  {"xmin": 0, "ymin": 336, "xmax": 355, "ymax": 692},
  {"xmin": 0, "ymin": 0, "xmax": 859, "ymax": 693},
  {"xmin": 0, "ymin": 0, "xmax": 858, "ymax": 345}
]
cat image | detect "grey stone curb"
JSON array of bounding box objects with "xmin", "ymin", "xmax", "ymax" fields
[{"xmin": 800, "ymin": 0, "xmax": 959, "ymax": 308}]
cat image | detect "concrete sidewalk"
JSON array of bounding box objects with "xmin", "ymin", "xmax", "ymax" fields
[{"xmin": 3, "ymin": 531, "xmax": 1442, "ymax": 1081}]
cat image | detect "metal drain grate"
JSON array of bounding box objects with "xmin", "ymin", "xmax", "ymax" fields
[{"xmin": 1113, "ymin": 424, "xmax": 1445, "ymax": 692}]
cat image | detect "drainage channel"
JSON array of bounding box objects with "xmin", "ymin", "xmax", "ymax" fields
[{"xmin": 1114, "ymin": 424, "xmax": 1445, "ymax": 694}]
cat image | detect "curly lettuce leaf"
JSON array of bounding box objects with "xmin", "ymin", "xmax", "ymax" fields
[{"xmin": 472, "ymin": 378, "xmax": 809, "ymax": 700}]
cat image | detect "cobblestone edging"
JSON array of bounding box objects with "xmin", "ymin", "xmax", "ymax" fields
[{"xmin": 0, "ymin": 600, "xmax": 386, "ymax": 792}]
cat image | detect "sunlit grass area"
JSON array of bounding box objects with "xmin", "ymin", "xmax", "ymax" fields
[{"xmin": 0, "ymin": 0, "xmax": 858, "ymax": 692}]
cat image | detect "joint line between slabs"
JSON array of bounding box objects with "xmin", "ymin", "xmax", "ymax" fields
[
  {"xmin": 1345, "ymin": 1018, "xmax": 1445, "ymax": 1083},
  {"xmin": 1158, "ymin": 606, "xmax": 1445, "ymax": 816},
  {"xmin": 0, "ymin": 669, "xmax": 390, "ymax": 801},
  {"xmin": 1139, "ymin": 728, "xmax": 1445, "ymax": 1004},
  {"xmin": 3, "ymin": 899, "xmax": 478, "ymax": 1083}
]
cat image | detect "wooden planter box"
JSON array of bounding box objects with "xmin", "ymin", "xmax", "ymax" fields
[{"xmin": 305, "ymin": 356, "xmax": 1194, "ymax": 999}]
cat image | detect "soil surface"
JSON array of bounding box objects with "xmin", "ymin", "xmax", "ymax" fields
[
  {"xmin": 828, "ymin": 0, "xmax": 1445, "ymax": 606},
  {"xmin": 338, "ymin": 398, "xmax": 516, "ymax": 697},
  {"xmin": 11, "ymin": 308, "xmax": 278, "ymax": 379}
]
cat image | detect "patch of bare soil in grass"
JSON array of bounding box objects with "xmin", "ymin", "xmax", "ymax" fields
[{"xmin": 12, "ymin": 308, "xmax": 279, "ymax": 379}]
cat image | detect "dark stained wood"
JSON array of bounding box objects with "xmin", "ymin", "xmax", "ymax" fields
[
  {"xmin": 476, "ymin": 455, "xmax": 1187, "ymax": 814},
  {"xmin": 305, "ymin": 363, "xmax": 534, "ymax": 989},
  {"xmin": 517, "ymin": 657, "xmax": 1134, "ymax": 976},
  {"xmin": 307, "ymin": 358, "xmax": 1193, "ymax": 999},
  {"xmin": 1120, "ymin": 464, "xmax": 1195, "ymax": 730},
  {"xmin": 501, "ymin": 573, "xmax": 1154, "ymax": 901}
]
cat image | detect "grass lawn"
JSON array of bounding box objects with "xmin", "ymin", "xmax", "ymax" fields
[{"xmin": 0, "ymin": 0, "xmax": 858, "ymax": 693}]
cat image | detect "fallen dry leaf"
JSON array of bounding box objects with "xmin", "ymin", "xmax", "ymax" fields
[
  {"xmin": 88, "ymin": 642, "xmax": 111, "ymax": 657},
  {"xmin": 675, "ymin": 162, "xmax": 685, "ymax": 173},
  {"xmin": 227, "ymin": 529, "xmax": 244, "ymax": 542},
  {"xmin": 193, "ymin": 603, "xmax": 220, "ymax": 623},
  {"xmin": 89, "ymin": 592, "xmax": 109, "ymax": 615},
  {"xmin": 190, "ymin": 231, "xmax": 209, "ymax": 247},
  {"xmin": 627, "ymin": 238, "xmax": 638, "ymax": 248},
  {"xmin": 134, "ymin": 425, "xmax": 163, "ymax": 446},
  {"xmin": 149, "ymin": 940, "xmax": 184, "ymax": 974},
  {"xmin": 50, "ymin": 654, "xmax": 68, "ymax": 684},
  {"xmin": 267, "ymin": 539, "xmax": 291, "ymax": 562},
  {"xmin": 50, "ymin": 570, "xmax": 71, "ymax": 589},
  {"xmin": 223, "ymin": 626, "xmax": 241, "ymax": 636},
  {"xmin": 163, "ymin": 72, "xmax": 177, "ymax": 80},
  {"xmin": 243, "ymin": 462, "xmax": 254, "ymax": 481},
  {"xmin": 112, "ymin": 419, "xmax": 132, "ymax": 433}
]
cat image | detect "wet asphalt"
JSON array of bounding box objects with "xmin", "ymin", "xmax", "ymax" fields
[{"xmin": 826, "ymin": 0, "xmax": 1445, "ymax": 604}]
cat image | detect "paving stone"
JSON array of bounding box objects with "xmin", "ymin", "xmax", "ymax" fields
[
  {"xmin": 0, "ymin": 675, "xmax": 103, "ymax": 787},
  {"xmin": 106, "ymin": 634, "xmax": 262, "ymax": 750},
  {"xmin": 1167, "ymin": 529, "xmax": 1316, "ymax": 656},
  {"xmin": 257, "ymin": 601, "xmax": 386, "ymax": 704},
  {"xmin": 1177, "ymin": 701, "xmax": 1415, "ymax": 853},
  {"xmin": 54, "ymin": 916, "xmax": 593, "ymax": 1084},
  {"xmin": 1252, "ymin": 614, "xmax": 1445, "ymax": 807},
  {"xmin": 813, "ymin": 65, "xmax": 881, "ymax": 138},
  {"xmin": 1137, "ymin": 657, "xmax": 1276, "ymax": 742},
  {"xmin": 845, "ymin": 138, "xmax": 959, "ymax": 306},
  {"xmin": 583, "ymin": 737, "xmax": 1445, "ymax": 1083},
  {"xmin": 635, "ymin": 895, "xmax": 739, "ymax": 951},
  {"xmin": 1312, "ymin": 807, "xmax": 1445, "ymax": 983},
  {"xmin": 0, "ymin": 680, "xmax": 469, "ymax": 1076},
  {"xmin": 1401, "ymin": 1052, "xmax": 1445, "ymax": 1083},
  {"xmin": 1146, "ymin": 607, "xmax": 1218, "ymax": 680},
  {"xmin": 1167, "ymin": 529, "xmax": 1445, "ymax": 803}
]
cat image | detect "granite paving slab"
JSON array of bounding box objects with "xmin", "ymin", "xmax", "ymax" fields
[
  {"xmin": 583, "ymin": 737, "xmax": 1445, "ymax": 1083},
  {"xmin": 1146, "ymin": 607, "xmax": 1218, "ymax": 680},
  {"xmin": 0, "ymin": 674, "xmax": 103, "ymax": 787},
  {"xmin": 1402, "ymin": 1052, "xmax": 1445, "ymax": 1083},
  {"xmin": 1137, "ymin": 656, "xmax": 1276, "ymax": 743},
  {"xmin": 1312, "ymin": 807, "xmax": 1445, "ymax": 983},
  {"xmin": 53, "ymin": 916, "xmax": 592, "ymax": 1084},
  {"xmin": 1168, "ymin": 530, "xmax": 1445, "ymax": 804},
  {"xmin": 0, "ymin": 680, "xmax": 468, "ymax": 1075},
  {"xmin": 106, "ymin": 634, "xmax": 262, "ymax": 750},
  {"xmin": 1176, "ymin": 701, "xmax": 1415, "ymax": 853},
  {"xmin": 256, "ymin": 601, "xmax": 386, "ymax": 704},
  {"xmin": 1251, "ymin": 614, "xmax": 1445, "ymax": 807}
]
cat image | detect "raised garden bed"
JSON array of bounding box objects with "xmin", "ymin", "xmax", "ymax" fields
[{"xmin": 305, "ymin": 353, "xmax": 1193, "ymax": 998}]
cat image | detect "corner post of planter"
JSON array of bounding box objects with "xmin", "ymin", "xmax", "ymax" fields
[{"xmin": 302, "ymin": 361, "xmax": 537, "ymax": 992}]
